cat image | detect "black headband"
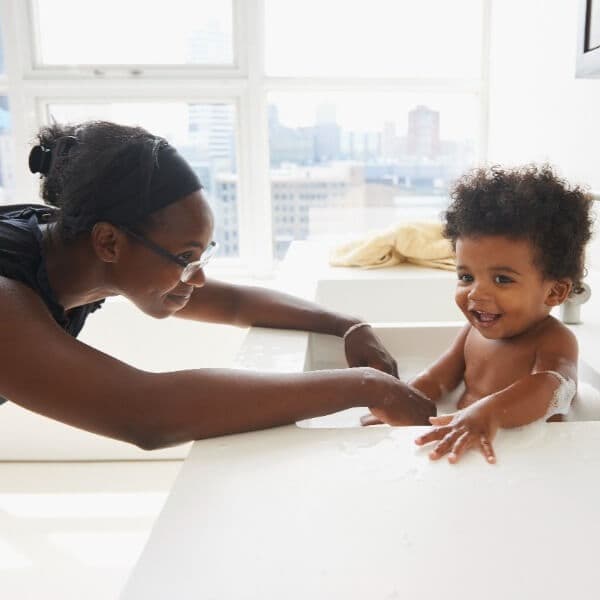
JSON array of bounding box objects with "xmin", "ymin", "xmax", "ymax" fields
[{"xmin": 29, "ymin": 139, "xmax": 202, "ymax": 233}]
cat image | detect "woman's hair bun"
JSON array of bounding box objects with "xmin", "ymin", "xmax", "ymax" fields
[{"xmin": 28, "ymin": 145, "xmax": 53, "ymax": 175}]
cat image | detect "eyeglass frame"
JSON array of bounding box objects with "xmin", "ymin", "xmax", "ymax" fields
[{"xmin": 118, "ymin": 225, "xmax": 218, "ymax": 283}]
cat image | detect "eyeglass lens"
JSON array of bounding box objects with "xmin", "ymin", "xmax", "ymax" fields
[{"xmin": 180, "ymin": 241, "xmax": 217, "ymax": 282}]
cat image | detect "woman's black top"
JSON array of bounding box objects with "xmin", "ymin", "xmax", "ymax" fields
[{"xmin": 0, "ymin": 204, "xmax": 104, "ymax": 404}]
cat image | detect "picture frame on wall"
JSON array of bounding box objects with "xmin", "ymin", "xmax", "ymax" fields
[{"xmin": 576, "ymin": 0, "xmax": 600, "ymax": 77}]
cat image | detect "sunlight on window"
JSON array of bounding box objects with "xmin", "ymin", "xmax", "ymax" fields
[
  {"xmin": 34, "ymin": 0, "xmax": 233, "ymax": 65},
  {"xmin": 265, "ymin": 0, "xmax": 483, "ymax": 78}
]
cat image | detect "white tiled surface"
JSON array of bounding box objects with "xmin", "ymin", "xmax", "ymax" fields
[{"xmin": 0, "ymin": 460, "xmax": 182, "ymax": 600}]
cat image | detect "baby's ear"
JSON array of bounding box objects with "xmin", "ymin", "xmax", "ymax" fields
[{"xmin": 545, "ymin": 279, "xmax": 572, "ymax": 306}]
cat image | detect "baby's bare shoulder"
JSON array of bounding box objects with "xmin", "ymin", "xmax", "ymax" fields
[
  {"xmin": 536, "ymin": 315, "xmax": 577, "ymax": 349},
  {"xmin": 531, "ymin": 316, "xmax": 578, "ymax": 378}
]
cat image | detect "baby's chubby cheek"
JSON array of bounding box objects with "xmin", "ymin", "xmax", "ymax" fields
[{"xmin": 454, "ymin": 291, "xmax": 467, "ymax": 311}]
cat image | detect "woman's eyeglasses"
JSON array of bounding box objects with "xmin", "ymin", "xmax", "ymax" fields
[{"xmin": 119, "ymin": 226, "xmax": 217, "ymax": 283}]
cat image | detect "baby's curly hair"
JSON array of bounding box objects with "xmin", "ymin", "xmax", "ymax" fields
[{"xmin": 444, "ymin": 164, "xmax": 594, "ymax": 286}]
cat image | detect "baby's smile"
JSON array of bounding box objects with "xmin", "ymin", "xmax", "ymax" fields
[{"xmin": 471, "ymin": 310, "xmax": 502, "ymax": 326}]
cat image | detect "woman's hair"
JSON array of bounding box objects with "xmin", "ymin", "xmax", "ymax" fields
[
  {"xmin": 443, "ymin": 164, "xmax": 594, "ymax": 285},
  {"xmin": 32, "ymin": 120, "xmax": 181, "ymax": 239}
]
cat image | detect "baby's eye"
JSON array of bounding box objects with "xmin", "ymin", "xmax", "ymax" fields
[
  {"xmin": 458, "ymin": 273, "xmax": 473, "ymax": 283},
  {"xmin": 494, "ymin": 274, "xmax": 513, "ymax": 284}
]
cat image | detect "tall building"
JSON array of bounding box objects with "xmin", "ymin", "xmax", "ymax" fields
[
  {"xmin": 407, "ymin": 105, "xmax": 440, "ymax": 158},
  {"xmin": 188, "ymin": 104, "xmax": 235, "ymax": 174},
  {"xmin": 268, "ymin": 105, "xmax": 315, "ymax": 167},
  {"xmin": 185, "ymin": 26, "xmax": 236, "ymax": 255},
  {"xmin": 213, "ymin": 174, "xmax": 239, "ymax": 257},
  {"xmin": 381, "ymin": 121, "xmax": 401, "ymax": 161},
  {"xmin": 313, "ymin": 104, "xmax": 340, "ymax": 162},
  {"xmin": 185, "ymin": 102, "xmax": 236, "ymax": 254}
]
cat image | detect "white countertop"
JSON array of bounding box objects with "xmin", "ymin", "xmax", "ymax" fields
[
  {"xmin": 122, "ymin": 423, "xmax": 600, "ymax": 600},
  {"xmin": 121, "ymin": 241, "xmax": 600, "ymax": 600}
]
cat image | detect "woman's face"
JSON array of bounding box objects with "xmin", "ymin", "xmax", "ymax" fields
[{"xmin": 116, "ymin": 190, "xmax": 215, "ymax": 318}]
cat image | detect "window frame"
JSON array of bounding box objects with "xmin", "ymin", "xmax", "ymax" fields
[
  {"xmin": 0, "ymin": 0, "xmax": 491, "ymax": 277},
  {"xmin": 24, "ymin": 0, "xmax": 245, "ymax": 79}
]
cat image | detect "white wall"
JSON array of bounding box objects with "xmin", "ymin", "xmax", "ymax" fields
[
  {"xmin": 488, "ymin": 0, "xmax": 600, "ymax": 187},
  {"xmin": 487, "ymin": 0, "xmax": 600, "ymax": 268}
]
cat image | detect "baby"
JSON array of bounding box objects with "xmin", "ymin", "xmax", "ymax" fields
[{"xmin": 363, "ymin": 164, "xmax": 593, "ymax": 464}]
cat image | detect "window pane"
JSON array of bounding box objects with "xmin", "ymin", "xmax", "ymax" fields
[
  {"xmin": 0, "ymin": 96, "xmax": 15, "ymax": 204},
  {"xmin": 265, "ymin": 0, "xmax": 483, "ymax": 78},
  {"xmin": 35, "ymin": 0, "xmax": 233, "ymax": 66},
  {"xmin": 46, "ymin": 102, "xmax": 238, "ymax": 258},
  {"xmin": 268, "ymin": 91, "xmax": 479, "ymax": 260}
]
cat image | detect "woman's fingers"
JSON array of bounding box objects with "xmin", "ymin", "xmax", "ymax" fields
[
  {"xmin": 479, "ymin": 435, "xmax": 496, "ymax": 464},
  {"xmin": 429, "ymin": 414, "xmax": 454, "ymax": 427},
  {"xmin": 360, "ymin": 413, "xmax": 384, "ymax": 427},
  {"xmin": 448, "ymin": 430, "xmax": 472, "ymax": 464}
]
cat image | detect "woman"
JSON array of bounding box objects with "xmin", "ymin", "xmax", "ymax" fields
[{"xmin": 0, "ymin": 121, "xmax": 434, "ymax": 450}]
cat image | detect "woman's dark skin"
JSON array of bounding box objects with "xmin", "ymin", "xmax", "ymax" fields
[{"xmin": 0, "ymin": 190, "xmax": 435, "ymax": 450}]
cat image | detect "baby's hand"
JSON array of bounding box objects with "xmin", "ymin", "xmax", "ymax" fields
[{"xmin": 414, "ymin": 402, "xmax": 499, "ymax": 465}]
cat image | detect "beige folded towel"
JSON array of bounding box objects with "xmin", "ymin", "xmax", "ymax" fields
[{"xmin": 330, "ymin": 221, "xmax": 456, "ymax": 271}]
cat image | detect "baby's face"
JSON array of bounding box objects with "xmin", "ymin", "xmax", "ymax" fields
[{"xmin": 454, "ymin": 235, "xmax": 557, "ymax": 340}]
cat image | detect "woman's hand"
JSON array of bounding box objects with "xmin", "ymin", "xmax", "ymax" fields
[
  {"xmin": 363, "ymin": 370, "xmax": 436, "ymax": 426},
  {"xmin": 344, "ymin": 325, "xmax": 398, "ymax": 377},
  {"xmin": 414, "ymin": 401, "xmax": 499, "ymax": 464}
]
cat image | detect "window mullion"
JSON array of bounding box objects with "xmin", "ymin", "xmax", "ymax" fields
[{"xmin": 237, "ymin": 0, "xmax": 273, "ymax": 276}]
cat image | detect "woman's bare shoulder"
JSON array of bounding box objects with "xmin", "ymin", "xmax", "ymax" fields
[
  {"xmin": 0, "ymin": 275, "xmax": 154, "ymax": 446},
  {"xmin": 0, "ymin": 274, "xmax": 58, "ymax": 329}
]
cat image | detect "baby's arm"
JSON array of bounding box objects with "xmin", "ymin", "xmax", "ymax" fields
[
  {"xmin": 409, "ymin": 324, "xmax": 470, "ymax": 402},
  {"xmin": 477, "ymin": 324, "xmax": 578, "ymax": 428},
  {"xmin": 415, "ymin": 323, "xmax": 578, "ymax": 463}
]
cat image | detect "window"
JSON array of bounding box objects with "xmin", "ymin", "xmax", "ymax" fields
[
  {"xmin": 265, "ymin": 0, "xmax": 487, "ymax": 259},
  {"xmin": 1, "ymin": 0, "xmax": 490, "ymax": 270},
  {"xmin": 33, "ymin": 0, "xmax": 233, "ymax": 67},
  {"xmin": 265, "ymin": 0, "xmax": 483, "ymax": 78}
]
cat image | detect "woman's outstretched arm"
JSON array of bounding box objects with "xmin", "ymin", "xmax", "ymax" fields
[
  {"xmin": 176, "ymin": 279, "xmax": 399, "ymax": 376},
  {"xmin": 0, "ymin": 277, "xmax": 434, "ymax": 450}
]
